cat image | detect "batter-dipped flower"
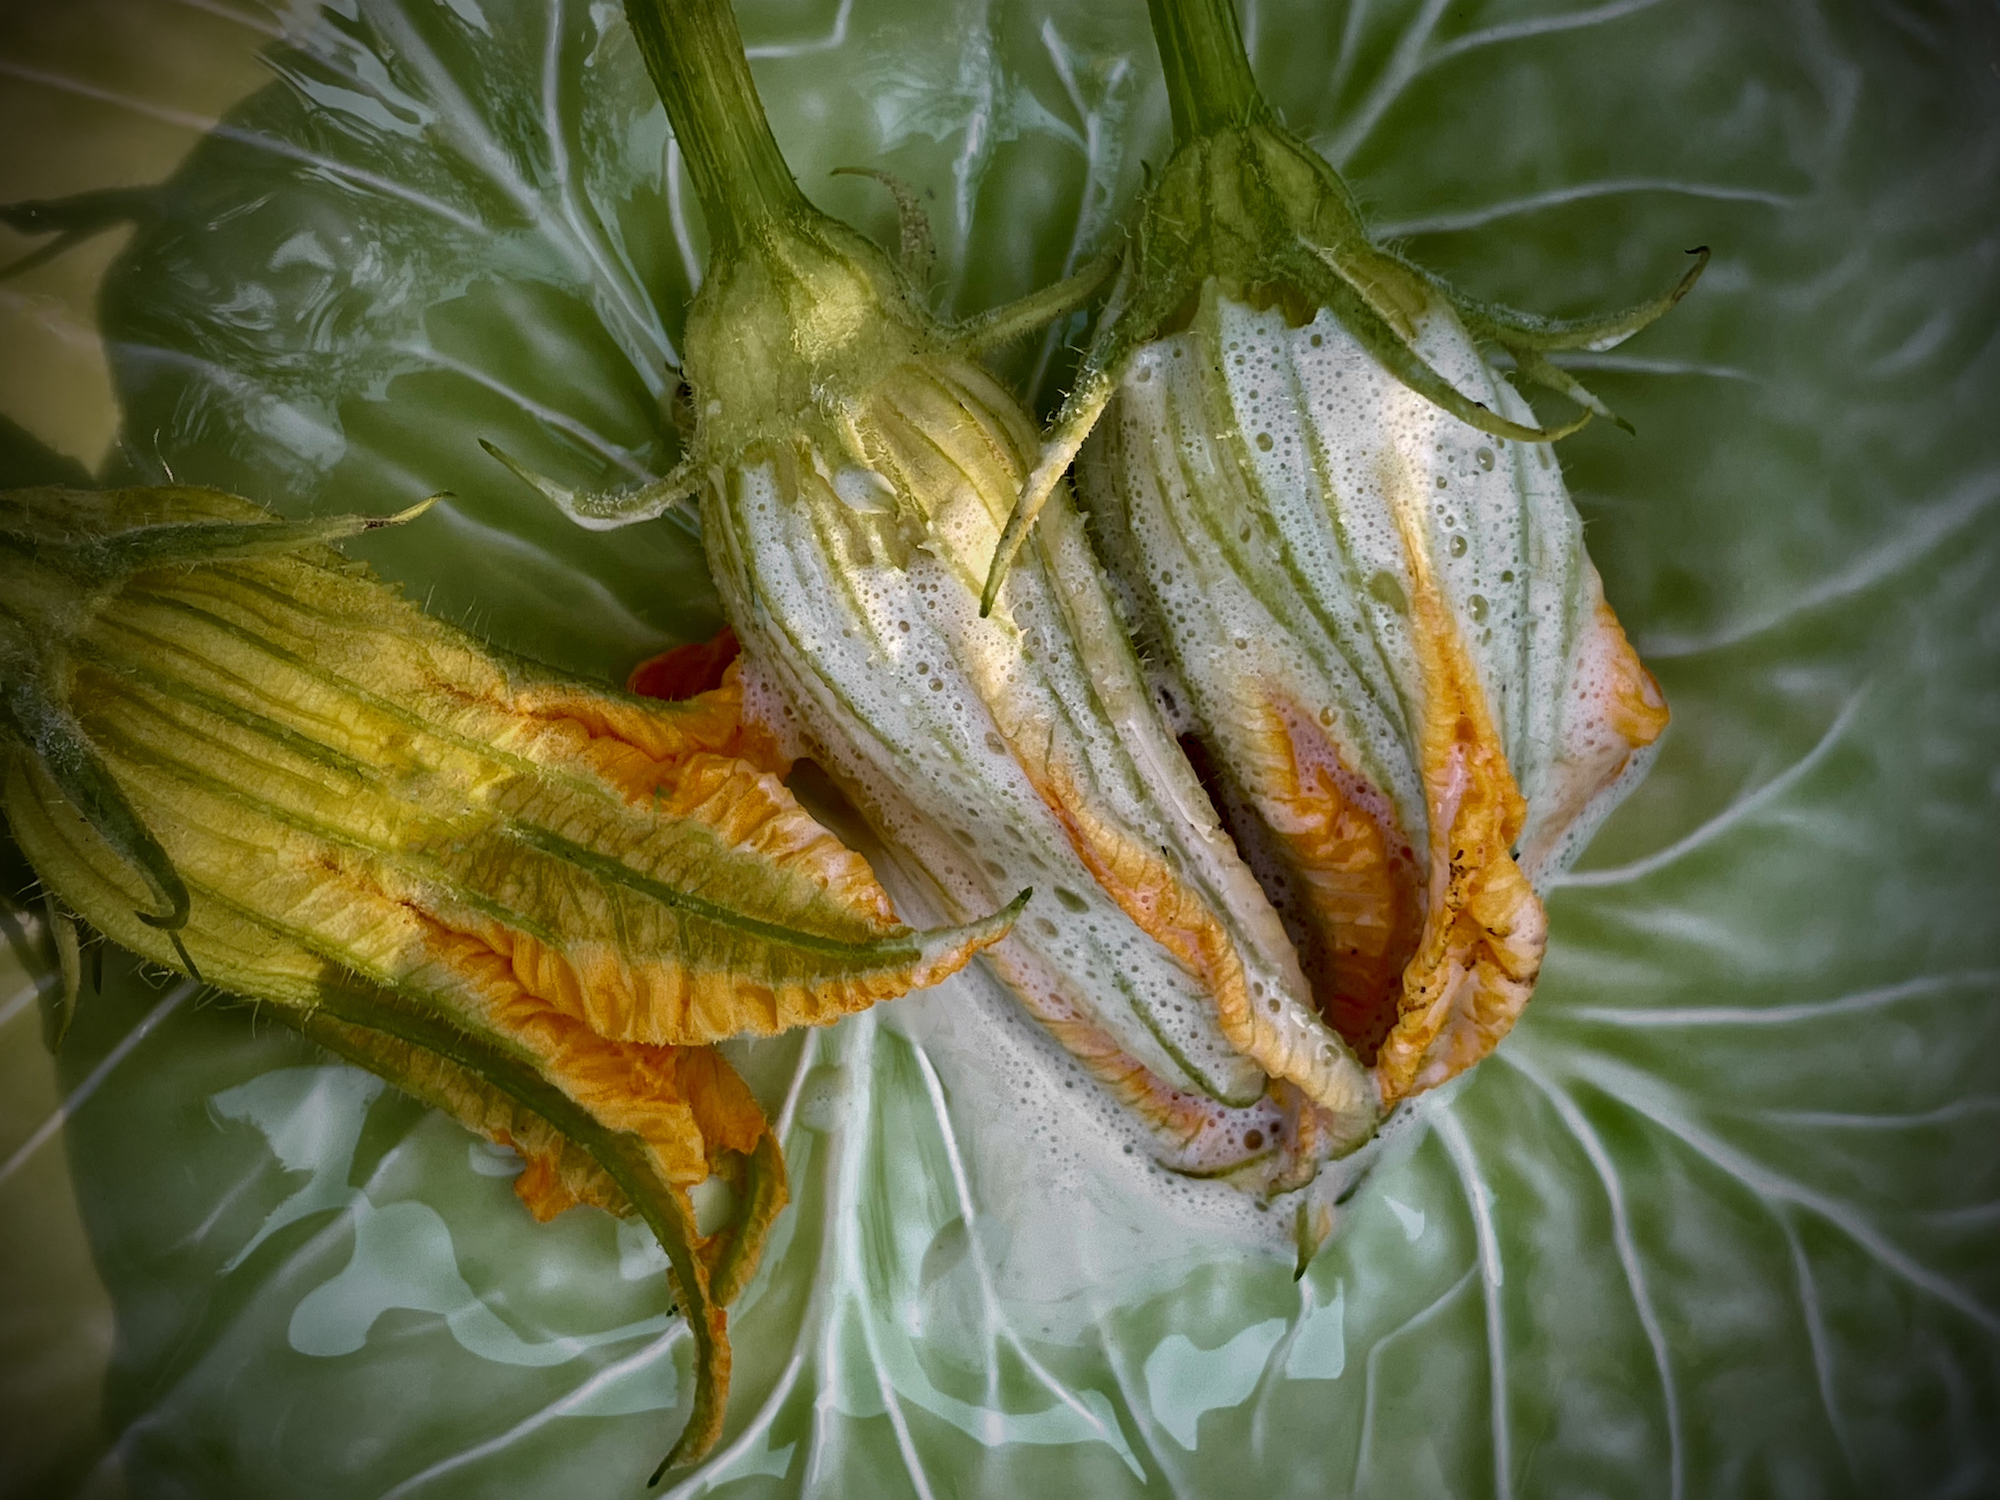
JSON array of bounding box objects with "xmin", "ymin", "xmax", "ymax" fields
[
  {"xmin": 0, "ymin": 482, "xmax": 1017, "ymax": 1472},
  {"xmin": 986, "ymin": 0, "xmax": 1690, "ymax": 1109},
  {"xmin": 489, "ymin": 0, "xmax": 1384, "ymax": 1195}
]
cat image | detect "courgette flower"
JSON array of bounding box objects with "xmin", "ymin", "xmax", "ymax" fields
[
  {"xmin": 984, "ymin": 0, "xmax": 1694, "ymax": 1109},
  {"xmin": 0, "ymin": 482, "xmax": 1017, "ymax": 1472},
  {"xmin": 489, "ymin": 0, "xmax": 1386, "ymax": 1196}
]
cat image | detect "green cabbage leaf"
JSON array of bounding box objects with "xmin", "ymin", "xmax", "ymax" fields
[{"xmin": 2, "ymin": 0, "xmax": 1996, "ymax": 1495}]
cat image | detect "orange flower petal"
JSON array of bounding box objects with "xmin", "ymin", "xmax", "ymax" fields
[
  {"xmin": 1370, "ymin": 470, "xmax": 1548, "ymax": 1105},
  {"xmin": 1183, "ymin": 700, "xmax": 1423, "ymax": 1066}
]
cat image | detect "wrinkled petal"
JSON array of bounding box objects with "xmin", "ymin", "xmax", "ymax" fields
[
  {"xmin": 1080, "ymin": 280, "xmax": 1658, "ymax": 1110},
  {"xmin": 1369, "ymin": 478, "xmax": 1545, "ymax": 1103}
]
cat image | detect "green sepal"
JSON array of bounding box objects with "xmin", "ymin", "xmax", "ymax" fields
[
  {"xmin": 40, "ymin": 893, "xmax": 82, "ymax": 1052},
  {"xmin": 2, "ymin": 679, "xmax": 190, "ymax": 934},
  {"xmin": 5, "ymin": 494, "xmax": 441, "ymax": 588},
  {"xmin": 480, "ymin": 439, "xmax": 699, "ymax": 530},
  {"xmin": 1446, "ymin": 247, "xmax": 1711, "ymax": 354},
  {"xmin": 830, "ymin": 167, "xmax": 938, "ymax": 289},
  {"xmin": 949, "ymin": 246, "xmax": 1122, "ymax": 356}
]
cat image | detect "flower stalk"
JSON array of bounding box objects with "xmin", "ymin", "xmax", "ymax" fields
[
  {"xmin": 1149, "ymin": 0, "xmax": 1265, "ymax": 140},
  {"xmin": 621, "ymin": 0, "xmax": 807, "ymax": 252}
]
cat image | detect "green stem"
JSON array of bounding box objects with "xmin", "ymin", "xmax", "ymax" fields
[
  {"xmin": 1147, "ymin": 0, "xmax": 1270, "ymax": 145},
  {"xmin": 624, "ymin": 0, "xmax": 811, "ymax": 253}
]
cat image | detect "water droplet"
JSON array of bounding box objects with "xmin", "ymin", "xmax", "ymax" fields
[
  {"xmin": 1475, "ymin": 446, "xmax": 1496, "ymax": 471},
  {"xmin": 1468, "ymin": 594, "xmax": 1489, "ymax": 623},
  {"xmin": 1448, "ymin": 533, "xmax": 1468, "ymax": 557},
  {"xmin": 1255, "ymin": 431, "xmax": 1274, "ymax": 452},
  {"xmin": 1054, "ymin": 887, "xmax": 1090, "ymax": 913}
]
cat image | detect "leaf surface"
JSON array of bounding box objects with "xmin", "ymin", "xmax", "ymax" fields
[{"xmin": 0, "ymin": 0, "xmax": 1995, "ymax": 1496}]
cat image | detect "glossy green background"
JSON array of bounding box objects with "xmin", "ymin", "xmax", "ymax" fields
[{"xmin": 2, "ymin": 1, "xmax": 1997, "ymax": 1495}]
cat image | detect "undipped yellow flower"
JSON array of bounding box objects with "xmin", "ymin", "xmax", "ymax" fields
[{"xmin": 0, "ymin": 482, "xmax": 1019, "ymax": 1469}]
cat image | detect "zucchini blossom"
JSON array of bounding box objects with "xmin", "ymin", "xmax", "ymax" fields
[
  {"xmin": 0, "ymin": 483, "xmax": 1018, "ymax": 1473},
  {"xmin": 490, "ymin": 0, "xmax": 1387, "ymax": 1196},
  {"xmin": 984, "ymin": 0, "xmax": 1696, "ymax": 1108}
]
